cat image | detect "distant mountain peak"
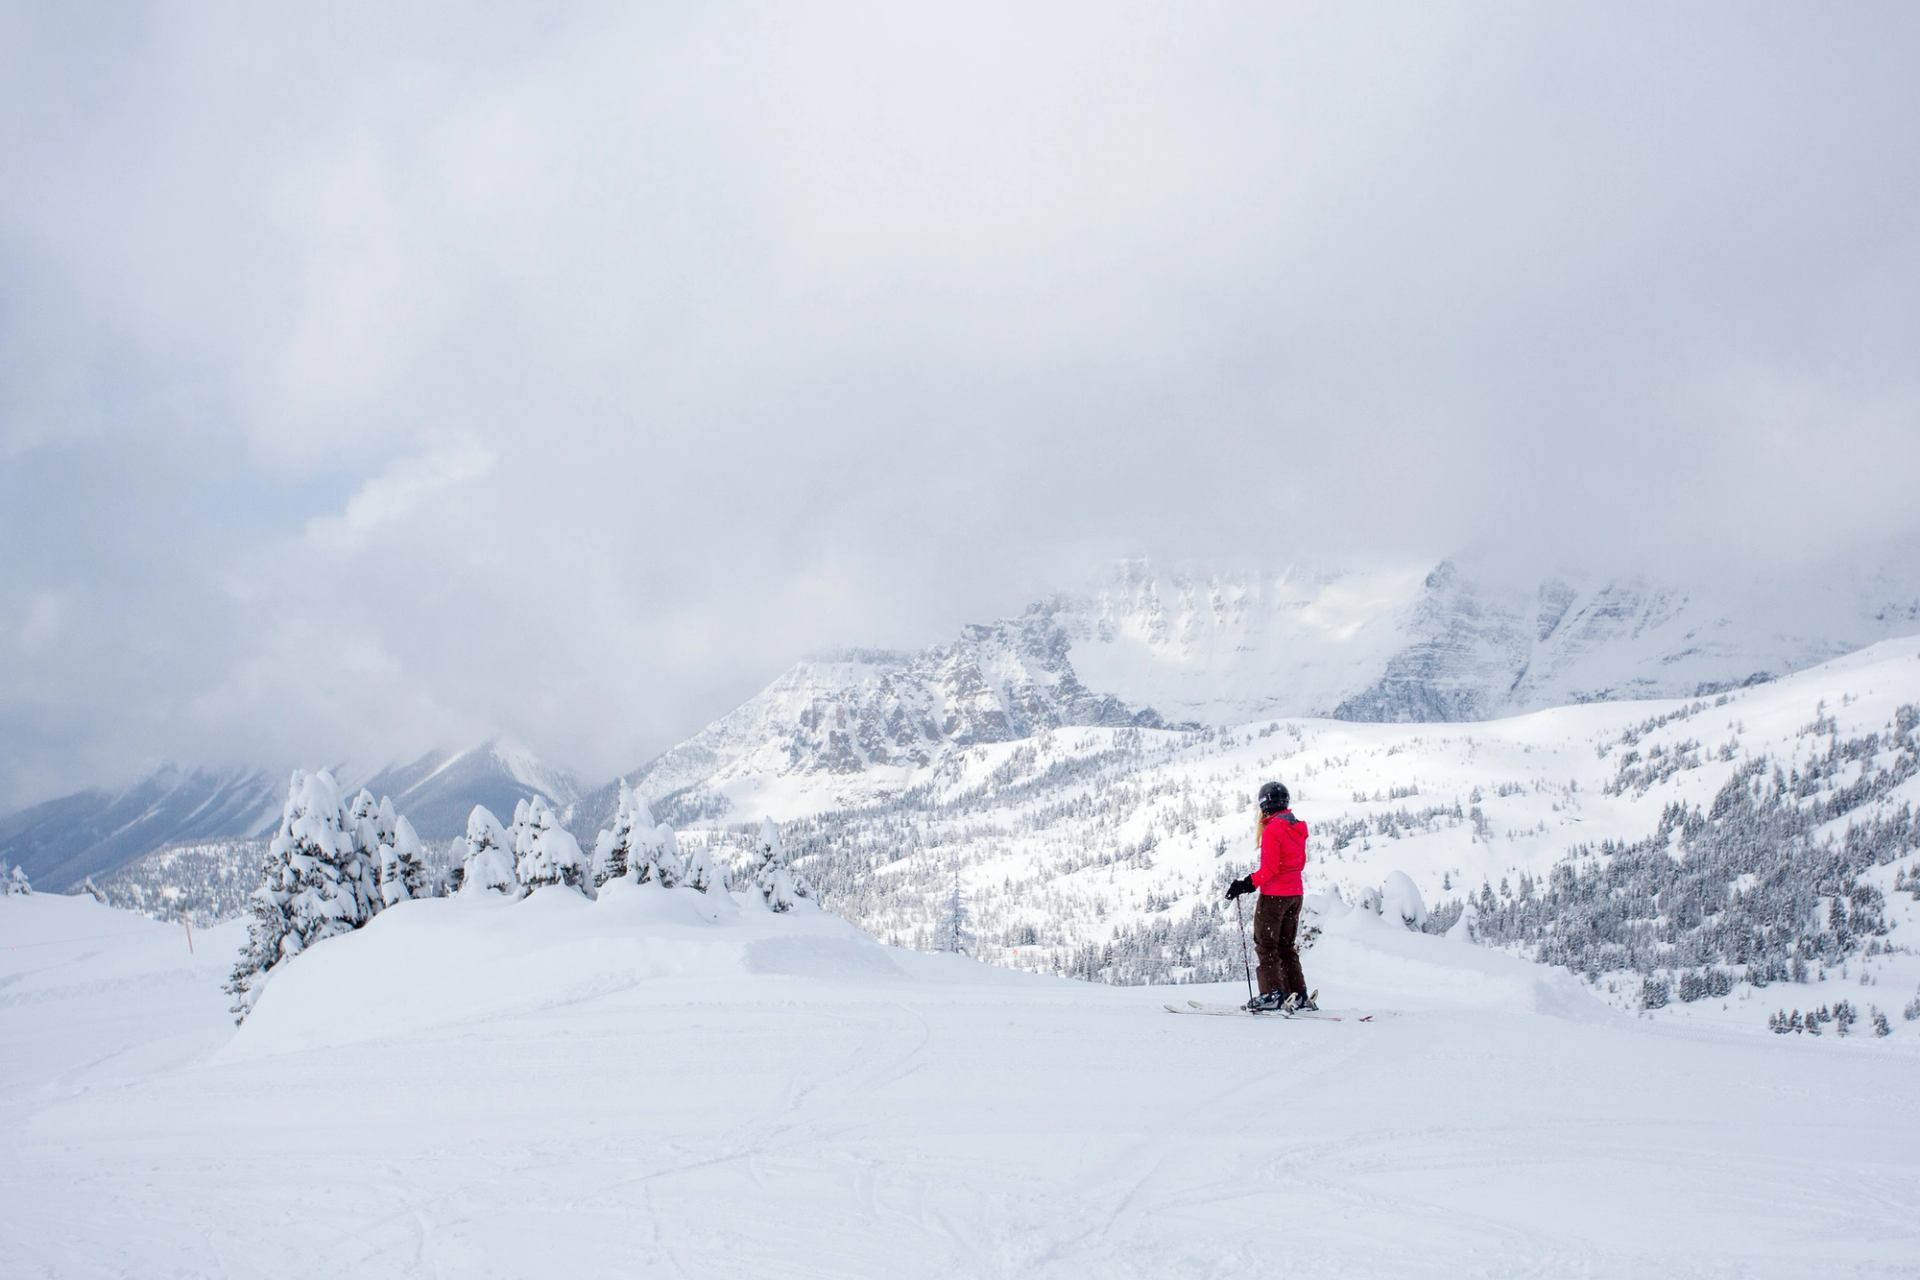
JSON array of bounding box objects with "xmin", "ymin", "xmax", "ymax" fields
[{"xmin": 1, "ymin": 739, "xmax": 579, "ymax": 892}]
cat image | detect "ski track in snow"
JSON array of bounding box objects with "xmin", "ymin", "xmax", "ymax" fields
[{"xmin": 4, "ymin": 894, "xmax": 1920, "ymax": 1278}]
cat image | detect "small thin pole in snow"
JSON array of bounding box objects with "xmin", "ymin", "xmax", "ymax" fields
[
  {"xmin": 1235, "ymin": 895, "xmax": 1254, "ymax": 1005},
  {"xmin": 183, "ymin": 916, "xmax": 194, "ymax": 954}
]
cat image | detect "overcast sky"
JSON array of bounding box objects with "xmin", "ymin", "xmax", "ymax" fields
[{"xmin": 3, "ymin": 3, "xmax": 1918, "ymax": 808}]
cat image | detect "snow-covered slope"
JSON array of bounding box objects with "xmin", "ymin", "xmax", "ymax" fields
[
  {"xmin": 3, "ymin": 888, "xmax": 1915, "ymax": 1276},
  {"xmin": 656, "ymin": 636, "xmax": 1920, "ymax": 1038},
  {"xmin": 0, "ymin": 894, "xmax": 243, "ymax": 1099},
  {"xmin": 0, "ymin": 740, "xmax": 577, "ymax": 893}
]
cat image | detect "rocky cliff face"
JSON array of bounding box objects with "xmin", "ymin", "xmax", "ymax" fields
[
  {"xmin": 574, "ymin": 618, "xmax": 1175, "ymax": 834},
  {"xmin": 677, "ymin": 619, "xmax": 1169, "ymax": 782}
]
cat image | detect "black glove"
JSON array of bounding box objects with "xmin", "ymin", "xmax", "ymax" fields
[{"xmin": 1225, "ymin": 877, "xmax": 1254, "ymax": 900}]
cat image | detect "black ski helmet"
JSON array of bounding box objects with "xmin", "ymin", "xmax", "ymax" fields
[{"xmin": 1258, "ymin": 781, "xmax": 1290, "ymax": 814}]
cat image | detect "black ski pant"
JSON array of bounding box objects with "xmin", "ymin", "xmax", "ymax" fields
[{"xmin": 1253, "ymin": 893, "xmax": 1307, "ymax": 998}]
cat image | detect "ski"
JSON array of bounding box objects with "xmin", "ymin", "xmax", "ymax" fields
[
  {"xmin": 1179, "ymin": 998, "xmax": 1372, "ymax": 1022},
  {"xmin": 1164, "ymin": 1003, "xmax": 1303, "ymax": 1019},
  {"xmin": 1167, "ymin": 999, "xmax": 1351, "ymax": 1022}
]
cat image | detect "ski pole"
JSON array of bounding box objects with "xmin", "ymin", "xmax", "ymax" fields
[{"xmin": 1235, "ymin": 894, "xmax": 1254, "ymax": 1004}]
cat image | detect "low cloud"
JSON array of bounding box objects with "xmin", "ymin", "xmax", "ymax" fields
[{"xmin": 2, "ymin": 5, "xmax": 1918, "ymax": 805}]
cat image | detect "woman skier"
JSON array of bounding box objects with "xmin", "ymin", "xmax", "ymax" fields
[{"xmin": 1225, "ymin": 781, "xmax": 1316, "ymax": 1012}]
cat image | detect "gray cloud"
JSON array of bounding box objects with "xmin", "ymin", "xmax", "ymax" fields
[{"xmin": 3, "ymin": 4, "xmax": 1919, "ymax": 805}]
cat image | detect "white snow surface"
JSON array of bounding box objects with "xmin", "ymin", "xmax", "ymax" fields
[{"xmin": 5, "ymin": 890, "xmax": 1917, "ymax": 1277}]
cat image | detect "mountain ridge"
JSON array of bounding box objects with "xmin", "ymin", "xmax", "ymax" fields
[
  {"xmin": 0, "ymin": 740, "xmax": 579, "ymax": 892},
  {"xmin": 585, "ymin": 555, "xmax": 1920, "ymax": 825},
  {"xmin": 12, "ymin": 553, "xmax": 1919, "ymax": 889}
]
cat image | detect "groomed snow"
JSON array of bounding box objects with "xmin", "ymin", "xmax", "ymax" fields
[{"xmin": 4, "ymin": 890, "xmax": 1917, "ymax": 1276}]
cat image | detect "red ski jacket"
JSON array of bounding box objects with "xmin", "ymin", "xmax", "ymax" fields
[{"xmin": 1251, "ymin": 811, "xmax": 1308, "ymax": 896}]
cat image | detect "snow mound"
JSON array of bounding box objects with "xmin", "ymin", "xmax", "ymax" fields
[
  {"xmin": 225, "ymin": 886, "xmax": 904, "ymax": 1056},
  {"xmin": 1379, "ymin": 870, "xmax": 1428, "ymax": 929},
  {"xmin": 1311, "ymin": 895, "xmax": 1618, "ymax": 1025}
]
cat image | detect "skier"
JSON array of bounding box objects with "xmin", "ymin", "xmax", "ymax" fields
[{"xmin": 1225, "ymin": 781, "xmax": 1316, "ymax": 1013}]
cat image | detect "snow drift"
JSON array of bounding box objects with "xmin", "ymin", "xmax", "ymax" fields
[
  {"xmin": 227, "ymin": 885, "xmax": 908, "ymax": 1056},
  {"xmin": 7, "ymin": 886, "xmax": 1918, "ymax": 1277}
]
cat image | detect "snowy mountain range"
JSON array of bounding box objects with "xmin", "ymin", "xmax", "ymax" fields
[
  {"xmin": 0, "ymin": 765, "xmax": 284, "ymax": 896},
  {"xmin": 0, "ymin": 741, "xmax": 578, "ymax": 892},
  {"xmin": 588, "ymin": 556, "xmax": 1920, "ymax": 825},
  {"xmin": 11, "ymin": 554, "xmax": 1919, "ymax": 897}
]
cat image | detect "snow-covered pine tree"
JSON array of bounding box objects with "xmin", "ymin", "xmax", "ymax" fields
[
  {"xmin": 507, "ymin": 797, "xmax": 535, "ymax": 867},
  {"xmin": 936, "ymin": 864, "xmax": 972, "ymax": 954},
  {"xmin": 378, "ymin": 816, "xmax": 430, "ymax": 907},
  {"xmin": 347, "ymin": 788, "xmax": 382, "ymax": 847},
  {"xmin": 593, "ymin": 785, "xmax": 685, "ymax": 889},
  {"xmin": 679, "ymin": 837, "xmax": 725, "ymax": 894},
  {"xmin": 282, "ymin": 770, "xmax": 376, "ymax": 948},
  {"xmin": 1834, "ymin": 1000, "xmax": 1857, "ymax": 1036},
  {"xmin": 8, "ymin": 864, "xmax": 31, "ymax": 895},
  {"xmin": 652, "ymin": 822, "xmax": 683, "ymax": 888},
  {"xmin": 225, "ymin": 770, "xmax": 373, "ymax": 1022},
  {"xmin": 752, "ymin": 817, "xmax": 811, "ymax": 912},
  {"xmin": 347, "ymin": 790, "xmax": 396, "ymax": 849},
  {"xmin": 395, "ymin": 817, "xmax": 430, "ymax": 899},
  {"xmin": 753, "ymin": 817, "xmax": 798, "ymax": 912},
  {"xmin": 226, "ymin": 841, "xmax": 295, "ymax": 1023},
  {"xmin": 517, "ymin": 796, "xmax": 589, "ymax": 893},
  {"xmin": 591, "ymin": 781, "xmax": 668, "ymax": 887},
  {"xmin": 624, "ymin": 794, "xmax": 679, "ymax": 886},
  {"xmin": 79, "ymin": 875, "xmax": 107, "ymax": 904},
  {"xmin": 591, "ymin": 781, "xmax": 638, "ymax": 886},
  {"xmin": 366, "ymin": 795, "xmax": 405, "ymax": 908},
  {"xmin": 377, "ymin": 842, "xmax": 407, "ymax": 907},
  {"xmin": 458, "ymin": 805, "xmax": 518, "ymax": 896},
  {"xmin": 343, "ymin": 789, "xmax": 390, "ymax": 921}
]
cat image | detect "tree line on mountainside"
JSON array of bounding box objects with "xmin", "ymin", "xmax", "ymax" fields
[{"xmin": 1430, "ymin": 708, "xmax": 1920, "ymax": 1034}]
